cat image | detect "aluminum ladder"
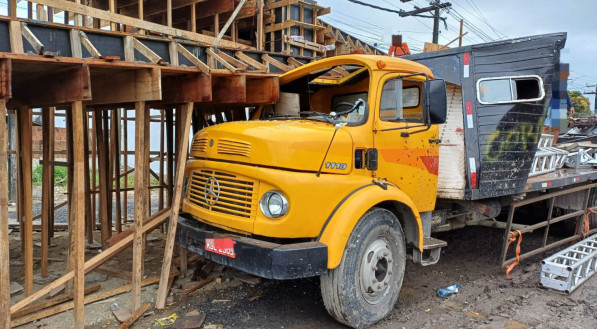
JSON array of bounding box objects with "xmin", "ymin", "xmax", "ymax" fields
[{"xmin": 539, "ymin": 233, "xmax": 597, "ymax": 293}]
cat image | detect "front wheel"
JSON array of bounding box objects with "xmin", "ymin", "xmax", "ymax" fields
[{"xmin": 320, "ymin": 208, "xmax": 406, "ymax": 328}]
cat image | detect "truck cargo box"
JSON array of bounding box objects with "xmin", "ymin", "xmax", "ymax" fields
[{"xmin": 405, "ymin": 33, "xmax": 567, "ymax": 200}]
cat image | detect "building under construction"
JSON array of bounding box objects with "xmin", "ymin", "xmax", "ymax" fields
[{"xmin": 0, "ymin": 0, "xmax": 387, "ymax": 328}]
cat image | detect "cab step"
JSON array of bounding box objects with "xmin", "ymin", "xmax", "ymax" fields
[
  {"xmin": 413, "ymin": 237, "xmax": 447, "ymax": 266},
  {"xmin": 539, "ymin": 233, "xmax": 597, "ymax": 293}
]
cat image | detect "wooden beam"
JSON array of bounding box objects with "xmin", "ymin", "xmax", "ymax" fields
[
  {"xmin": 191, "ymin": 2, "xmax": 197, "ymax": 32},
  {"xmin": 11, "ymin": 284, "xmax": 101, "ymax": 319},
  {"xmin": 133, "ymin": 37, "xmax": 163, "ymax": 64},
  {"xmin": 167, "ymin": 0, "xmax": 173, "ymax": 27},
  {"xmin": 79, "ymin": 31, "xmax": 102, "ymax": 58},
  {"xmin": 207, "ymin": 48, "xmax": 237, "ymax": 72},
  {"xmin": 88, "ymin": 68, "xmax": 162, "ymax": 105},
  {"xmin": 195, "ymin": 0, "xmax": 234, "ymax": 19},
  {"xmin": 211, "ymin": 75, "xmax": 246, "ymax": 103},
  {"xmin": 235, "ymin": 51, "xmax": 267, "ymax": 71},
  {"xmin": 132, "ymin": 101, "xmax": 149, "ymax": 312},
  {"xmin": 21, "ymin": 23, "xmax": 44, "ymax": 55},
  {"xmin": 12, "ymin": 65, "xmax": 92, "ymax": 106},
  {"xmin": 246, "ymin": 76, "xmax": 279, "ymax": 104},
  {"xmin": 287, "ymin": 57, "xmax": 304, "ymax": 68},
  {"xmin": 9, "ymin": 20, "xmax": 24, "ymax": 54},
  {"xmin": 71, "ymin": 101, "xmax": 86, "ymax": 328},
  {"xmin": 28, "ymin": 0, "xmax": 249, "ymax": 49},
  {"xmin": 257, "ymin": 0, "xmax": 264, "ymax": 51},
  {"xmin": 155, "ymin": 102, "xmax": 193, "ymax": 309},
  {"xmin": 9, "ymin": 0, "xmax": 17, "ymax": 17},
  {"xmin": 176, "ymin": 44, "xmax": 210, "ymax": 76},
  {"xmin": 94, "ymin": 109, "xmax": 110, "ymax": 245},
  {"xmin": 41, "ymin": 107, "xmax": 54, "ymax": 277},
  {"xmin": 262, "ymin": 54, "xmax": 292, "ymax": 72},
  {"xmin": 215, "ymin": 51, "xmax": 249, "ymax": 71},
  {"xmin": 0, "ymin": 99, "xmax": 11, "ymax": 328},
  {"xmin": 18, "ymin": 107, "xmax": 34, "ymax": 297},
  {"xmin": 118, "ymin": 303, "xmax": 151, "ymax": 329},
  {"xmin": 69, "ymin": 29, "xmax": 83, "ymax": 59},
  {"xmin": 0, "ymin": 59, "xmax": 11, "ymax": 99},
  {"xmin": 161, "ymin": 73, "xmax": 212, "ymax": 104}
]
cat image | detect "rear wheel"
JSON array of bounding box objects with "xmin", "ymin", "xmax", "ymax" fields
[{"xmin": 320, "ymin": 208, "xmax": 406, "ymax": 328}]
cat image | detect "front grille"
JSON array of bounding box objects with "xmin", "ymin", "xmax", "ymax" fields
[
  {"xmin": 218, "ymin": 139, "xmax": 251, "ymax": 157},
  {"xmin": 188, "ymin": 170, "xmax": 256, "ymax": 219},
  {"xmin": 191, "ymin": 138, "xmax": 208, "ymax": 153}
]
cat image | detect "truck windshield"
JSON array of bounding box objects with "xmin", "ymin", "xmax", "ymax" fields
[{"xmin": 273, "ymin": 64, "xmax": 370, "ymax": 126}]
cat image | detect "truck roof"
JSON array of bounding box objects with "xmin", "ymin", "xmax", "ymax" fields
[{"xmin": 279, "ymin": 54, "xmax": 434, "ymax": 86}]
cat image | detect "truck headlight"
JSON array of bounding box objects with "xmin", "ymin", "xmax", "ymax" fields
[
  {"xmin": 260, "ymin": 191, "xmax": 289, "ymax": 218},
  {"xmin": 182, "ymin": 176, "xmax": 190, "ymax": 197}
]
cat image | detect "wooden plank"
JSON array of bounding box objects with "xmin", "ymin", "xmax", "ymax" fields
[
  {"xmin": 118, "ymin": 303, "xmax": 151, "ymax": 329},
  {"xmin": 95, "ymin": 267, "xmax": 131, "ymax": 281},
  {"xmin": 211, "ymin": 75, "xmax": 246, "ymax": 103},
  {"xmin": 0, "ymin": 59, "xmax": 11, "ymax": 99},
  {"xmin": 261, "ymin": 54, "xmax": 292, "ymax": 72},
  {"xmin": 84, "ymin": 110, "xmax": 93, "ymax": 244},
  {"xmin": 215, "ymin": 51, "xmax": 249, "ymax": 71},
  {"xmin": 112, "ymin": 110, "xmax": 122, "ymax": 233},
  {"xmin": 69, "ymin": 29, "xmax": 83, "ymax": 59},
  {"xmin": 166, "ymin": 109, "xmax": 174, "ymax": 206},
  {"xmin": 264, "ymin": 0, "xmax": 299, "ymax": 10},
  {"xmin": 11, "ymin": 274, "xmax": 168, "ymax": 327},
  {"xmin": 235, "ymin": 51, "xmax": 267, "ymax": 71},
  {"xmin": 191, "ymin": 2, "xmax": 196, "ymax": 32},
  {"xmin": 11, "ymin": 285, "xmax": 101, "ymax": 319},
  {"xmin": 9, "ymin": 20, "xmax": 24, "ymax": 54},
  {"xmin": 102, "ymin": 110, "xmax": 113, "ymax": 240},
  {"xmin": 133, "ymin": 37, "xmax": 162, "ymax": 64},
  {"xmin": 176, "ymin": 43, "xmax": 211, "ymax": 76},
  {"xmin": 257, "ymin": 0, "xmax": 264, "ymax": 51},
  {"xmin": 287, "ymin": 57, "xmax": 303, "ymax": 68},
  {"xmin": 28, "ymin": 0, "xmax": 248, "ymax": 49},
  {"xmin": 161, "ymin": 73, "xmax": 212, "ymax": 104},
  {"xmin": 18, "ymin": 107, "xmax": 34, "ymax": 297},
  {"xmin": 9, "ymin": 209, "xmax": 171, "ymax": 315},
  {"xmin": 168, "ymin": 42, "xmax": 179, "ymax": 66},
  {"xmin": 123, "ymin": 36, "xmax": 135, "ymax": 62},
  {"xmin": 79, "ymin": 31, "xmax": 102, "ymax": 58},
  {"xmin": 12, "ymin": 65, "xmax": 91, "ymax": 106},
  {"xmin": 94, "ymin": 109, "xmax": 110, "ymax": 245},
  {"xmin": 195, "ymin": 0, "xmax": 234, "ymax": 19},
  {"xmin": 88, "ymin": 68, "xmax": 162, "ymax": 105},
  {"xmin": 21, "ymin": 23, "xmax": 44, "ymax": 54},
  {"xmin": 8, "ymin": 0, "xmax": 17, "ymax": 17},
  {"xmin": 41, "ymin": 107, "xmax": 54, "ymax": 277},
  {"xmin": 155, "ymin": 102, "xmax": 194, "ymax": 309},
  {"xmin": 180, "ymin": 277, "xmax": 214, "ymax": 295},
  {"xmin": 122, "ymin": 109, "xmax": 128, "ymax": 224},
  {"xmin": 71, "ymin": 101, "xmax": 86, "ymax": 328},
  {"xmin": 206, "ymin": 48, "xmax": 237, "ymax": 72},
  {"xmin": 132, "ymin": 101, "xmax": 149, "ymax": 312},
  {"xmin": 0, "ymin": 99, "xmax": 11, "ymax": 328},
  {"xmin": 246, "ymin": 76, "xmax": 279, "ymax": 104}
]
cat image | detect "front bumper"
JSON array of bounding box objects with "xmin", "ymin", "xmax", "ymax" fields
[{"xmin": 176, "ymin": 214, "xmax": 328, "ymax": 279}]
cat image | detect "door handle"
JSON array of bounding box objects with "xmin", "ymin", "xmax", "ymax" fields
[{"xmin": 429, "ymin": 139, "xmax": 442, "ymax": 144}]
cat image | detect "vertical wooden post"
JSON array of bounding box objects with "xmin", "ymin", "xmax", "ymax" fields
[
  {"xmin": 257, "ymin": 0, "xmax": 264, "ymax": 51},
  {"xmin": 112, "ymin": 110, "xmax": 122, "ymax": 233},
  {"xmin": 156, "ymin": 102, "xmax": 193, "ymax": 309},
  {"xmin": 65, "ymin": 109, "xmax": 74, "ymax": 293},
  {"xmin": 84, "ymin": 111, "xmax": 93, "ymax": 244},
  {"xmin": 132, "ymin": 101, "xmax": 148, "ymax": 312},
  {"xmin": 191, "ymin": 2, "xmax": 196, "ymax": 33},
  {"xmin": 74, "ymin": 0, "xmax": 82, "ymax": 26},
  {"xmin": 0, "ymin": 100, "xmax": 12, "ymax": 328},
  {"xmin": 103, "ymin": 111, "xmax": 113, "ymax": 234},
  {"xmin": 123, "ymin": 108, "xmax": 128, "ymax": 223},
  {"xmin": 8, "ymin": 0, "xmax": 17, "ymax": 18},
  {"xmin": 18, "ymin": 106, "xmax": 33, "ymax": 296},
  {"xmin": 41, "ymin": 107, "xmax": 55, "ymax": 277},
  {"xmin": 71, "ymin": 101, "xmax": 86, "ymax": 328},
  {"xmin": 159, "ymin": 110, "xmax": 165, "ymax": 211},
  {"xmin": 109, "ymin": 0, "xmax": 116, "ymax": 31},
  {"xmin": 91, "ymin": 112, "xmax": 97, "ymax": 235},
  {"xmin": 166, "ymin": 109, "xmax": 174, "ymax": 206},
  {"xmin": 94, "ymin": 109, "xmax": 110, "ymax": 245},
  {"xmin": 167, "ymin": 0, "xmax": 172, "ymax": 27},
  {"xmin": 138, "ymin": 0, "xmax": 144, "ymax": 34}
]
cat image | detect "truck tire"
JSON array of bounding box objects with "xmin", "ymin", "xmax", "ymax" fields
[{"xmin": 320, "ymin": 208, "xmax": 406, "ymax": 329}]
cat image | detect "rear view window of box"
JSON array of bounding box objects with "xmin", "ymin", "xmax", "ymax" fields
[{"xmin": 476, "ymin": 75, "xmax": 544, "ymax": 104}]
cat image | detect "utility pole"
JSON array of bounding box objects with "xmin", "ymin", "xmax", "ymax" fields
[
  {"xmin": 432, "ymin": 1, "xmax": 440, "ymax": 44},
  {"xmin": 398, "ymin": 0, "xmax": 452, "ymax": 44},
  {"xmin": 584, "ymin": 84, "xmax": 597, "ymax": 113}
]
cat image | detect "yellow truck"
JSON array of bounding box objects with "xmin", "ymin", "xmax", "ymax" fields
[{"xmin": 177, "ymin": 54, "xmax": 448, "ymax": 328}]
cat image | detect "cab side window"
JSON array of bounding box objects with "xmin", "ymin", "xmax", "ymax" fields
[{"xmin": 380, "ymin": 78, "xmax": 422, "ymax": 122}]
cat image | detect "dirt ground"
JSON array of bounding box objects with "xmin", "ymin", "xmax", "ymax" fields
[{"xmin": 9, "ymin": 221, "xmax": 597, "ymax": 329}]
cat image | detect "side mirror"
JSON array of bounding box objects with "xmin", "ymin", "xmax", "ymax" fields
[{"xmin": 423, "ymin": 79, "xmax": 447, "ymax": 124}]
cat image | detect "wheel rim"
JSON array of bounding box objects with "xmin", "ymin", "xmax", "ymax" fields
[{"xmin": 359, "ymin": 237, "xmax": 394, "ymax": 305}]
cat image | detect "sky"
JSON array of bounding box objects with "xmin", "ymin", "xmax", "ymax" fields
[{"xmin": 317, "ymin": 0, "xmax": 597, "ymax": 110}]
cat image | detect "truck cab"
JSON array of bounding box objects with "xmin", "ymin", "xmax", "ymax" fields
[{"xmin": 177, "ymin": 55, "xmax": 447, "ymax": 328}]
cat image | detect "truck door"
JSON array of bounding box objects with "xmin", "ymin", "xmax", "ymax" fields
[{"xmin": 373, "ymin": 75, "xmax": 440, "ymax": 212}]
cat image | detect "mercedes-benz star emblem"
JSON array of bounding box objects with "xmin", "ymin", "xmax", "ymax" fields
[{"xmin": 204, "ymin": 177, "xmax": 220, "ymax": 205}]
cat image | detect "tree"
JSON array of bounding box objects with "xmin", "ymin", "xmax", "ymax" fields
[{"xmin": 568, "ymin": 91, "xmax": 591, "ymax": 116}]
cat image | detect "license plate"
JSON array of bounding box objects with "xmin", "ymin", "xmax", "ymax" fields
[{"xmin": 205, "ymin": 238, "xmax": 236, "ymax": 258}]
